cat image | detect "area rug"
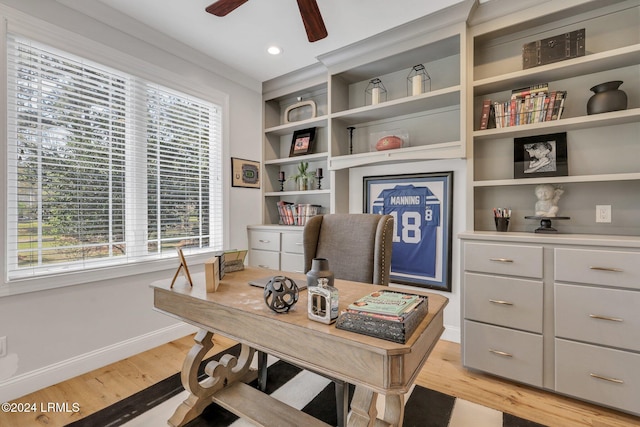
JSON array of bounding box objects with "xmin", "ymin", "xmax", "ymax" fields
[{"xmin": 67, "ymin": 344, "xmax": 546, "ymax": 427}]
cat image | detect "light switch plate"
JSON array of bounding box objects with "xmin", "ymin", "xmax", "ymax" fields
[{"xmin": 596, "ymin": 205, "xmax": 611, "ymax": 223}]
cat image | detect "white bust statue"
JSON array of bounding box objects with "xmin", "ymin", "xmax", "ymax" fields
[{"xmin": 534, "ymin": 184, "xmax": 564, "ymax": 217}]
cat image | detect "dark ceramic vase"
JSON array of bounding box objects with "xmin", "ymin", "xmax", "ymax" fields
[
  {"xmin": 306, "ymin": 257, "xmax": 335, "ymax": 288},
  {"xmin": 587, "ymin": 80, "xmax": 627, "ymax": 115}
]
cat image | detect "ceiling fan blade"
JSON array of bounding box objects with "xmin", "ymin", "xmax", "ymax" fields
[
  {"xmin": 296, "ymin": 0, "xmax": 328, "ymax": 42},
  {"xmin": 205, "ymin": 0, "xmax": 249, "ymax": 17}
]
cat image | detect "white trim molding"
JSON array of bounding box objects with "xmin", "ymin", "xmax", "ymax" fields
[{"xmin": 0, "ymin": 323, "xmax": 197, "ymax": 403}]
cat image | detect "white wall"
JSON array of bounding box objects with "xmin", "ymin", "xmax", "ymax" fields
[
  {"xmin": 349, "ymin": 159, "xmax": 466, "ymax": 343},
  {"xmin": 0, "ymin": 0, "xmax": 262, "ymax": 402}
]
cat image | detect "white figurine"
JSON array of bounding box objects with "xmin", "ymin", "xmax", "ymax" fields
[{"xmin": 534, "ymin": 184, "xmax": 564, "ymax": 217}]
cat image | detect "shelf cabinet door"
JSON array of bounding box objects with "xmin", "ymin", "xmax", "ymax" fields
[
  {"xmin": 555, "ymin": 339, "xmax": 640, "ymax": 416},
  {"xmin": 464, "ymin": 272, "xmax": 543, "ymax": 333},
  {"xmin": 464, "ymin": 320, "xmax": 543, "ymax": 387}
]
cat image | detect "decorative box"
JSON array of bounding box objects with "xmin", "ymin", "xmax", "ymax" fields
[
  {"xmin": 522, "ymin": 29, "xmax": 585, "ymax": 69},
  {"xmin": 335, "ymin": 297, "xmax": 428, "ymax": 344}
]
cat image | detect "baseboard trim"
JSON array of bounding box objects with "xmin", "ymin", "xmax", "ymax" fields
[
  {"xmin": 0, "ymin": 323, "xmax": 197, "ymax": 403},
  {"xmin": 441, "ymin": 325, "xmax": 461, "ymax": 343}
]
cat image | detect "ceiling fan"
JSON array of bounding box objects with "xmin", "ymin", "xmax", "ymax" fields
[{"xmin": 205, "ymin": 0, "xmax": 328, "ymax": 42}]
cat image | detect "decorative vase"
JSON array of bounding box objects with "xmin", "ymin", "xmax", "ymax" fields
[
  {"xmin": 297, "ymin": 178, "xmax": 308, "ymax": 191},
  {"xmin": 587, "ymin": 80, "xmax": 627, "ymax": 115},
  {"xmin": 306, "ymin": 258, "xmax": 335, "ymax": 288}
]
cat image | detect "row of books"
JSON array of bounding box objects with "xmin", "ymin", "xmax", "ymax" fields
[
  {"xmin": 479, "ymin": 84, "xmax": 567, "ymax": 129},
  {"xmin": 277, "ymin": 201, "xmax": 321, "ymax": 226},
  {"xmin": 345, "ymin": 290, "xmax": 426, "ymax": 322}
]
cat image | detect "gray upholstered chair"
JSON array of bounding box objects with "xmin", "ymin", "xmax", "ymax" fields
[
  {"xmin": 303, "ymin": 213, "xmax": 394, "ymax": 286},
  {"xmin": 305, "ymin": 213, "xmax": 394, "ymax": 426},
  {"xmin": 258, "ymin": 214, "xmax": 394, "ymax": 427}
]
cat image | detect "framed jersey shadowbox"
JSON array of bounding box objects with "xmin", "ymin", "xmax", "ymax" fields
[{"xmin": 364, "ymin": 172, "xmax": 453, "ymax": 291}]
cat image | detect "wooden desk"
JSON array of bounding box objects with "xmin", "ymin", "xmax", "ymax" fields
[{"xmin": 152, "ymin": 267, "xmax": 448, "ymax": 427}]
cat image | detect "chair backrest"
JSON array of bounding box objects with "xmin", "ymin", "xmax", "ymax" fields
[{"xmin": 303, "ymin": 213, "xmax": 394, "ymax": 285}]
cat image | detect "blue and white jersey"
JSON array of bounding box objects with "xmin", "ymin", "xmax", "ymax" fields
[{"xmin": 372, "ymin": 184, "xmax": 440, "ymax": 278}]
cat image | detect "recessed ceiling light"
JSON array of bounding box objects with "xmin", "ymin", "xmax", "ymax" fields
[{"xmin": 267, "ymin": 46, "xmax": 282, "ymax": 55}]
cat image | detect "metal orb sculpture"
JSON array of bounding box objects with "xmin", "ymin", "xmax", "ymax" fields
[{"xmin": 263, "ymin": 276, "xmax": 299, "ymax": 313}]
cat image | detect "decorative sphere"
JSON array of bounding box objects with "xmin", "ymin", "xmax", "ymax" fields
[{"xmin": 263, "ymin": 276, "xmax": 299, "ymax": 313}]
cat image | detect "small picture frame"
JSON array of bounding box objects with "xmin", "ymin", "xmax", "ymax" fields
[
  {"xmin": 289, "ymin": 128, "xmax": 316, "ymax": 157},
  {"xmin": 171, "ymin": 248, "xmax": 193, "ymax": 288},
  {"xmin": 514, "ymin": 132, "xmax": 568, "ymax": 179},
  {"xmin": 231, "ymin": 157, "xmax": 260, "ymax": 188}
]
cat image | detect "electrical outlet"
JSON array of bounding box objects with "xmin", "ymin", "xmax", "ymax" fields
[
  {"xmin": 0, "ymin": 336, "xmax": 6, "ymax": 358},
  {"xmin": 596, "ymin": 205, "xmax": 611, "ymax": 223}
]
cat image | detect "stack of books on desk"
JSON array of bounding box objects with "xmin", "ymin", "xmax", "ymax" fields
[{"xmin": 336, "ymin": 290, "xmax": 428, "ymax": 344}]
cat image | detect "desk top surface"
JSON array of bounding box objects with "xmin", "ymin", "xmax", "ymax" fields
[
  {"xmin": 152, "ymin": 267, "xmax": 447, "ymax": 348},
  {"xmin": 152, "ymin": 266, "xmax": 448, "ymax": 392}
]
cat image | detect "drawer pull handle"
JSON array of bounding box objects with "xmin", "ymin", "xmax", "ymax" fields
[
  {"xmin": 489, "ymin": 349, "xmax": 513, "ymax": 358},
  {"xmin": 258, "ymin": 239, "xmax": 271, "ymax": 243},
  {"xmin": 589, "ymin": 266, "xmax": 623, "ymax": 272},
  {"xmin": 589, "ymin": 314, "xmax": 623, "ymax": 322},
  {"xmin": 489, "ymin": 258, "xmax": 513, "ymax": 263},
  {"xmin": 489, "ymin": 299, "xmax": 513, "ymax": 306},
  {"xmin": 590, "ymin": 373, "xmax": 624, "ymax": 384},
  {"xmin": 258, "ymin": 264, "xmax": 270, "ymax": 269},
  {"xmin": 295, "ymin": 242, "xmax": 303, "ymax": 246}
]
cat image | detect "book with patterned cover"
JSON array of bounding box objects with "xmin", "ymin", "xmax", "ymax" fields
[{"xmin": 348, "ymin": 290, "xmax": 421, "ymax": 316}]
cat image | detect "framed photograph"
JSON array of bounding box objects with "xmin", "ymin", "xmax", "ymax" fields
[
  {"xmin": 514, "ymin": 132, "xmax": 568, "ymax": 179},
  {"xmin": 364, "ymin": 172, "xmax": 453, "ymax": 292},
  {"xmin": 289, "ymin": 127, "xmax": 316, "ymax": 157},
  {"xmin": 231, "ymin": 157, "xmax": 260, "ymax": 188},
  {"xmin": 171, "ymin": 248, "xmax": 193, "ymax": 288}
]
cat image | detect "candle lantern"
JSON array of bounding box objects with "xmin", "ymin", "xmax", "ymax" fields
[
  {"xmin": 365, "ymin": 78, "xmax": 387, "ymax": 106},
  {"xmin": 407, "ymin": 64, "xmax": 431, "ymax": 96}
]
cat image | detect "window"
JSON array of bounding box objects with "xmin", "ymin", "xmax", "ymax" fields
[{"xmin": 6, "ymin": 34, "xmax": 223, "ymax": 281}]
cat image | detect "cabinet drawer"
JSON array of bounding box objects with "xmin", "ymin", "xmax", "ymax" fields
[
  {"xmin": 281, "ymin": 232, "xmax": 304, "ymax": 254},
  {"xmin": 249, "ymin": 231, "xmax": 280, "ymax": 252},
  {"xmin": 463, "ymin": 320, "xmax": 542, "ymax": 387},
  {"xmin": 555, "ymin": 284, "xmax": 640, "ymax": 352},
  {"xmin": 555, "ymin": 248, "xmax": 640, "ymax": 290},
  {"xmin": 281, "ymin": 253, "xmax": 304, "ymax": 274},
  {"xmin": 464, "ymin": 242, "xmax": 542, "ymax": 279},
  {"xmin": 464, "ymin": 273, "xmax": 543, "ymax": 333},
  {"xmin": 556, "ymin": 339, "xmax": 640, "ymax": 415},
  {"xmin": 248, "ymin": 250, "xmax": 279, "ymax": 270}
]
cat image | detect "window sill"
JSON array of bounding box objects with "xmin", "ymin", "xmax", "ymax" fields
[{"xmin": 1, "ymin": 251, "xmax": 218, "ymax": 298}]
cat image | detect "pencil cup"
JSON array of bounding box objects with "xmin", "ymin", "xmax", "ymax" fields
[{"xmin": 494, "ymin": 217, "xmax": 510, "ymax": 232}]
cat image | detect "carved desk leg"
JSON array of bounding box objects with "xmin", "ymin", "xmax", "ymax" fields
[
  {"xmin": 168, "ymin": 329, "xmax": 255, "ymax": 427},
  {"xmin": 347, "ymin": 386, "xmax": 405, "ymax": 427}
]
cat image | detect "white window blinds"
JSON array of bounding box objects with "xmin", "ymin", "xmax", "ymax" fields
[{"xmin": 6, "ymin": 34, "xmax": 223, "ymax": 280}]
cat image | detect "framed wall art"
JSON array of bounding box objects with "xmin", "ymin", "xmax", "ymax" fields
[
  {"xmin": 363, "ymin": 172, "xmax": 453, "ymax": 292},
  {"xmin": 231, "ymin": 157, "xmax": 260, "ymax": 188},
  {"xmin": 289, "ymin": 127, "xmax": 316, "ymax": 157},
  {"xmin": 514, "ymin": 132, "xmax": 568, "ymax": 179}
]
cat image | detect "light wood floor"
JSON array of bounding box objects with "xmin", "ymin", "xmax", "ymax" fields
[{"xmin": 2, "ymin": 335, "xmax": 639, "ymax": 427}]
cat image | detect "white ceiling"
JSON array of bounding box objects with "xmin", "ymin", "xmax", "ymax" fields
[{"xmin": 60, "ymin": 0, "xmax": 470, "ymax": 84}]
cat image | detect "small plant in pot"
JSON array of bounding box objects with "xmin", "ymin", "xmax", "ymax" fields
[{"xmin": 289, "ymin": 161, "xmax": 315, "ymax": 191}]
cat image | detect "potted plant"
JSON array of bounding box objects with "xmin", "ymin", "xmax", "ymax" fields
[{"xmin": 289, "ymin": 161, "xmax": 315, "ymax": 191}]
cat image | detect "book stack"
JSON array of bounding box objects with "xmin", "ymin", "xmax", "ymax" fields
[
  {"xmin": 479, "ymin": 84, "xmax": 567, "ymax": 129},
  {"xmin": 277, "ymin": 201, "xmax": 321, "ymax": 226},
  {"xmin": 335, "ymin": 290, "xmax": 428, "ymax": 344}
]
